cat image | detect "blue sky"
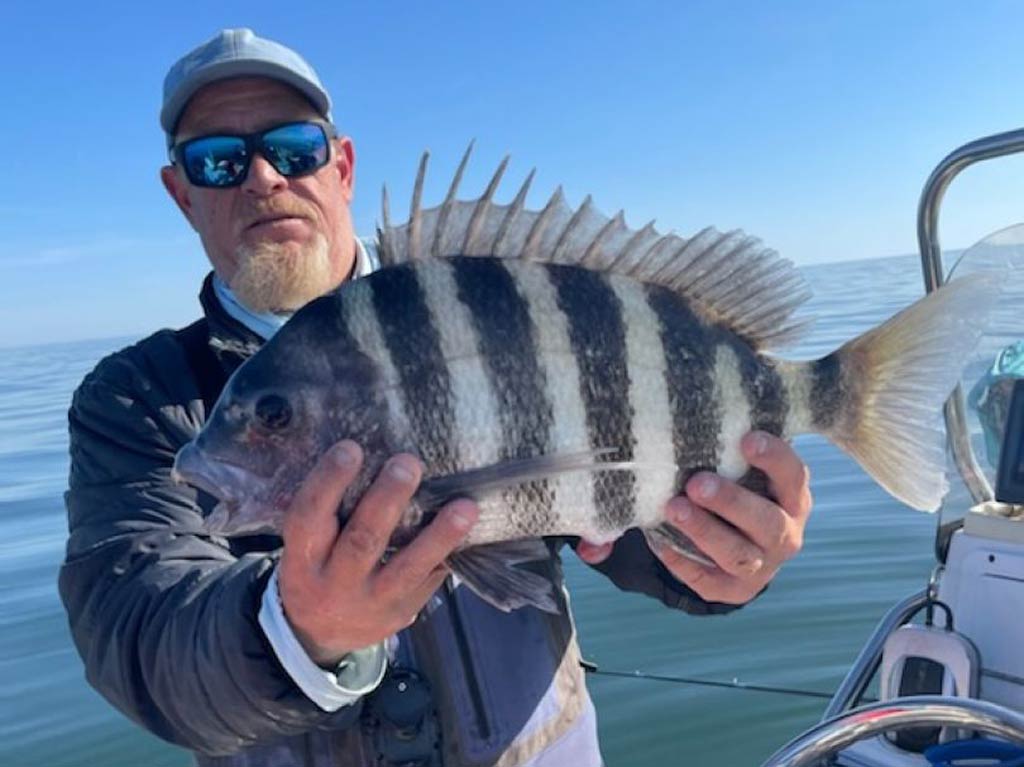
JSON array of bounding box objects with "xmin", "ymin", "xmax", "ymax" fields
[{"xmin": 3, "ymin": 1, "xmax": 1024, "ymax": 347}]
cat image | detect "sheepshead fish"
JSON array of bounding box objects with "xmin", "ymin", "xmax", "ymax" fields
[{"xmin": 173, "ymin": 146, "xmax": 997, "ymax": 614}]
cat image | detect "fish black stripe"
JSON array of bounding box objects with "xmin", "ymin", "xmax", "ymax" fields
[
  {"xmin": 645, "ymin": 284, "xmax": 720, "ymax": 493},
  {"xmin": 548, "ymin": 264, "xmax": 636, "ymax": 530},
  {"xmin": 730, "ymin": 342, "xmax": 789, "ymax": 497},
  {"xmin": 450, "ymin": 257, "xmax": 556, "ymax": 536},
  {"xmin": 810, "ymin": 352, "xmax": 844, "ymax": 431},
  {"xmin": 368, "ymin": 265, "xmax": 459, "ymax": 474},
  {"xmin": 449, "ymin": 258, "xmax": 554, "ymax": 457},
  {"xmin": 734, "ymin": 342, "xmax": 789, "ymax": 437}
]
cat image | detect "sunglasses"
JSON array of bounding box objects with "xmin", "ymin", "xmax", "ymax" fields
[{"xmin": 170, "ymin": 121, "xmax": 336, "ymax": 188}]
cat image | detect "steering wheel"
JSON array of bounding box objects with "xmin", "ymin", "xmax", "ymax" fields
[{"xmin": 760, "ymin": 696, "xmax": 1024, "ymax": 767}]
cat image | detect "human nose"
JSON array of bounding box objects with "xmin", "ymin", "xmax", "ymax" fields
[{"xmin": 241, "ymin": 152, "xmax": 288, "ymax": 196}]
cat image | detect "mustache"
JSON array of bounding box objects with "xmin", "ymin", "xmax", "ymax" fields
[{"xmin": 240, "ymin": 200, "xmax": 317, "ymax": 229}]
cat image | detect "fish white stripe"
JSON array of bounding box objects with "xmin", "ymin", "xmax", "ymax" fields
[
  {"xmin": 712, "ymin": 343, "xmax": 752, "ymax": 480},
  {"xmin": 775, "ymin": 359, "xmax": 814, "ymax": 437},
  {"xmin": 608, "ymin": 277, "xmax": 679, "ymax": 527},
  {"xmin": 339, "ymin": 281, "xmax": 413, "ymax": 445},
  {"xmin": 415, "ymin": 261, "xmax": 504, "ymax": 469},
  {"xmin": 504, "ymin": 262, "xmax": 603, "ymax": 539}
]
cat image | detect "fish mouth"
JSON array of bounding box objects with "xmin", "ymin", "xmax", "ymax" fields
[
  {"xmin": 172, "ymin": 442, "xmax": 259, "ymax": 499},
  {"xmin": 172, "ymin": 442, "xmax": 277, "ymax": 534}
]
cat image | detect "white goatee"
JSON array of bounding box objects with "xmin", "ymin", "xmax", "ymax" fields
[{"xmin": 231, "ymin": 232, "xmax": 333, "ymax": 313}]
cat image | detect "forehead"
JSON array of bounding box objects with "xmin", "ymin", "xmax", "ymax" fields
[{"xmin": 176, "ymin": 77, "xmax": 322, "ymax": 140}]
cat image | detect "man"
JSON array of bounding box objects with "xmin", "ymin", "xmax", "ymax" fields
[{"xmin": 60, "ymin": 29, "xmax": 811, "ymax": 767}]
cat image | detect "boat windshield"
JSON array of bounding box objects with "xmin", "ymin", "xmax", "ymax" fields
[{"xmin": 937, "ymin": 223, "xmax": 1024, "ymax": 541}]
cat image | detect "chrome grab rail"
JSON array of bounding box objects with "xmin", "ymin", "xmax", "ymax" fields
[
  {"xmin": 918, "ymin": 127, "xmax": 1024, "ymax": 508},
  {"xmin": 822, "ymin": 590, "xmax": 928, "ymax": 720},
  {"xmin": 761, "ymin": 696, "xmax": 1024, "ymax": 767}
]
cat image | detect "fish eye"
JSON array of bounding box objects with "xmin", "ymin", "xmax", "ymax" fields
[{"xmin": 254, "ymin": 394, "xmax": 292, "ymax": 430}]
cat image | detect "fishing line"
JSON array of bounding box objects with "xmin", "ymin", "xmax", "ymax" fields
[{"xmin": 580, "ymin": 660, "xmax": 872, "ymax": 702}]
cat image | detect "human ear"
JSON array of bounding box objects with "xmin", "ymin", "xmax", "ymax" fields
[
  {"xmin": 160, "ymin": 165, "xmax": 198, "ymax": 231},
  {"xmin": 332, "ymin": 137, "xmax": 355, "ymax": 203}
]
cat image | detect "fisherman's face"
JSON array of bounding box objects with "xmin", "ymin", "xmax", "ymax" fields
[{"xmin": 161, "ymin": 77, "xmax": 357, "ymax": 313}]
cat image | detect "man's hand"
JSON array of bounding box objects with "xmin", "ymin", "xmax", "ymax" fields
[
  {"xmin": 277, "ymin": 440, "xmax": 479, "ymax": 667},
  {"xmin": 577, "ymin": 432, "xmax": 812, "ymax": 605}
]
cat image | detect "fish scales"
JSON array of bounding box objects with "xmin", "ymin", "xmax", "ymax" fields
[
  {"xmin": 809, "ymin": 353, "xmax": 844, "ymax": 431},
  {"xmin": 414, "ymin": 258, "xmax": 504, "ymax": 469},
  {"xmin": 448, "ymin": 257, "xmax": 557, "ymax": 540},
  {"xmin": 606, "ymin": 276, "xmax": 678, "ymax": 530},
  {"xmin": 738, "ymin": 344, "xmax": 788, "ymax": 438},
  {"xmin": 546, "ymin": 264, "xmax": 638, "ymax": 534},
  {"xmin": 644, "ymin": 283, "xmax": 722, "ymax": 494},
  {"xmin": 339, "ymin": 281, "xmax": 413, "ymax": 457},
  {"xmin": 711, "ymin": 343, "xmax": 754, "ymax": 481},
  {"xmin": 369, "ymin": 266, "xmax": 460, "ymax": 475},
  {"xmin": 736, "ymin": 345, "xmax": 789, "ymax": 495},
  {"xmin": 502, "ymin": 261, "xmax": 597, "ymax": 539},
  {"xmin": 361, "ymin": 259, "xmax": 790, "ymax": 541}
]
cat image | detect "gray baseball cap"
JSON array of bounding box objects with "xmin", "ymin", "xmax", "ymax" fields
[{"xmin": 161, "ymin": 28, "xmax": 333, "ymax": 141}]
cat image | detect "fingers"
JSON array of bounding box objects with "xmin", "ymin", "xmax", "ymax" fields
[
  {"xmin": 742, "ymin": 431, "xmax": 812, "ymax": 524},
  {"xmin": 276, "ymin": 447, "xmax": 473, "ymax": 665},
  {"xmin": 282, "ymin": 440, "xmax": 363, "ymax": 570},
  {"xmin": 665, "ymin": 496, "xmax": 765, "ymax": 577},
  {"xmin": 682, "ymin": 471, "xmax": 786, "ymax": 555},
  {"xmin": 650, "ymin": 538, "xmax": 768, "ymax": 604},
  {"xmin": 396, "ymin": 566, "xmax": 452, "ymax": 630},
  {"xmin": 323, "ymin": 454, "xmax": 422, "ymax": 581},
  {"xmin": 575, "ymin": 539, "xmax": 614, "ymax": 565},
  {"xmin": 659, "ymin": 431, "xmax": 812, "ymax": 594},
  {"xmin": 680, "ymin": 433, "xmax": 810, "ymax": 559},
  {"xmin": 374, "ymin": 499, "xmax": 478, "ymax": 594}
]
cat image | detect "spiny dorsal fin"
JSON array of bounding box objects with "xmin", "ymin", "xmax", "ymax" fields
[{"xmin": 377, "ymin": 145, "xmax": 813, "ymax": 350}]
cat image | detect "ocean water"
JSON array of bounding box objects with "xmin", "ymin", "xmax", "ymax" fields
[{"xmin": 0, "ymin": 254, "xmax": 957, "ymax": 767}]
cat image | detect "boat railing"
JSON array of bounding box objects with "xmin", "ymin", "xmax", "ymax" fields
[
  {"xmin": 761, "ymin": 696, "xmax": 1024, "ymax": 767},
  {"xmin": 918, "ymin": 128, "xmax": 1024, "ymax": 515},
  {"xmin": 821, "ymin": 590, "xmax": 929, "ymax": 719}
]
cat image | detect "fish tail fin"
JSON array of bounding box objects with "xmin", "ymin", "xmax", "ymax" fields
[{"xmin": 806, "ymin": 273, "xmax": 999, "ymax": 511}]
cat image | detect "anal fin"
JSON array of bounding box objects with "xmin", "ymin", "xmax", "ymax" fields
[{"xmin": 447, "ymin": 539, "xmax": 559, "ymax": 614}]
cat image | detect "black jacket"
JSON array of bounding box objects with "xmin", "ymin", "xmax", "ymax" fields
[{"xmin": 59, "ymin": 274, "xmax": 737, "ymax": 766}]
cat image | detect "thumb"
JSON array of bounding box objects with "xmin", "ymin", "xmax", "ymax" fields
[{"xmin": 576, "ymin": 539, "xmax": 614, "ymax": 564}]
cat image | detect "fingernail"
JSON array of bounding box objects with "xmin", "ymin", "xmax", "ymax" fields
[
  {"xmin": 332, "ymin": 441, "xmax": 359, "ymax": 467},
  {"xmin": 387, "ymin": 458, "xmax": 416, "ymax": 483},
  {"xmin": 694, "ymin": 474, "xmax": 719, "ymax": 500},
  {"xmin": 448, "ymin": 502, "xmax": 478, "ymax": 531},
  {"xmin": 748, "ymin": 432, "xmax": 768, "ymax": 456},
  {"xmin": 669, "ymin": 498, "xmax": 693, "ymax": 525},
  {"xmin": 741, "ymin": 557, "xmax": 765, "ymax": 574}
]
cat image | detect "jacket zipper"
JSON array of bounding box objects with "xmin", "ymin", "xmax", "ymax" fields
[{"xmin": 445, "ymin": 581, "xmax": 492, "ymax": 741}]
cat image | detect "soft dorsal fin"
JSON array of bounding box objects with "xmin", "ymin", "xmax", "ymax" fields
[{"xmin": 376, "ymin": 144, "xmax": 813, "ymax": 350}]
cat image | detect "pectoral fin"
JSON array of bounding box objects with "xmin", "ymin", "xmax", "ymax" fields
[{"xmin": 416, "ymin": 449, "xmax": 634, "ymax": 509}]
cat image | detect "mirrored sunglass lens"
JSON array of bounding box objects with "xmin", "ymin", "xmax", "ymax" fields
[
  {"xmin": 182, "ymin": 137, "xmax": 249, "ymax": 186},
  {"xmin": 262, "ymin": 124, "xmax": 328, "ymax": 177}
]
